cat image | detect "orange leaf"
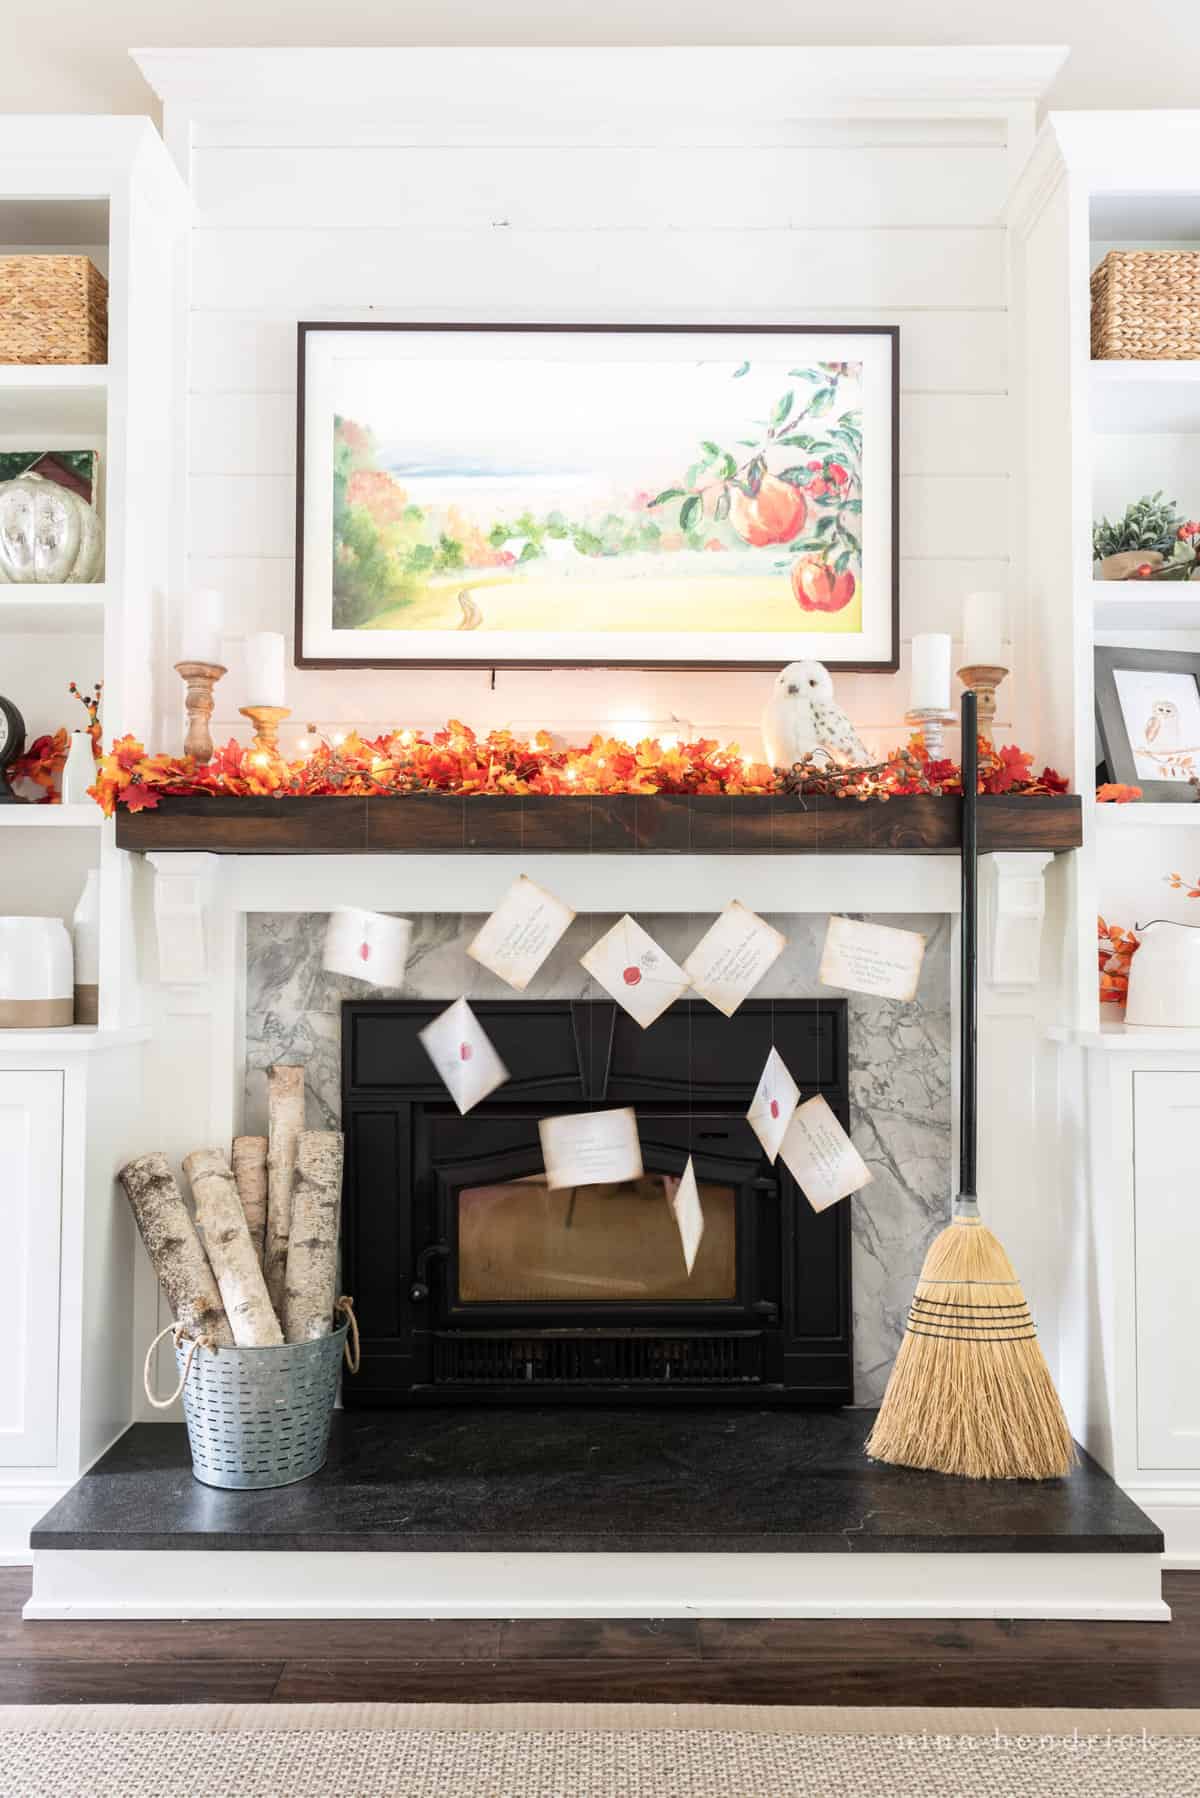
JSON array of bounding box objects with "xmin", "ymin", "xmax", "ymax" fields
[{"xmin": 122, "ymin": 781, "xmax": 160, "ymax": 813}]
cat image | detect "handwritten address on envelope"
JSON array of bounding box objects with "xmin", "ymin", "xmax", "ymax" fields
[
  {"xmin": 818, "ymin": 915, "xmax": 926, "ymax": 1003},
  {"xmin": 779, "ymin": 1093, "xmax": 873, "ymax": 1212}
]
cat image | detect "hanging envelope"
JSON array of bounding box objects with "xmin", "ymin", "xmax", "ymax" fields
[
  {"xmin": 664, "ymin": 1156, "xmax": 705, "ymax": 1275},
  {"xmin": 746, "ymin": 1046, "xmax": 800, "ymax": 1164},
  {"xmin": 818, "ymin": 915, "xmax": 926, "ymax": 1002},
  {"xmin": 467, "ymin": 875, "xmax": 575, "ymax": 992},
  {"xmin": 580, "ymin": 914, "xmax": 691, "ymax": 1028},
  {"xmin": 683, "ymin": 900, "xmax": 787, "ymax": 1018},
  {"xmin": 418, "ymin": 998, "xmax": 509, "ymax": 1115},
  {"xmin": 779, "ymin": 1093, "xmax": 873, "ymax": 1212},
  {"xmin": 322, "ymin": 907, "xmax": 412, "ymax": 989},
  {"xmin": 539, "ymin": 1107, "xmax": 644, "ymax": 1190}
]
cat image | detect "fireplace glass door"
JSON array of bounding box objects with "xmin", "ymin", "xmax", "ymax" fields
[{"xmin": 456, "ymin": 1173, "xmax": 737, "ymax": 1305}]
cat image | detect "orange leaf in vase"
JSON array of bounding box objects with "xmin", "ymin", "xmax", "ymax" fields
[{"xmin": 1096, "ymin": 783, "xmax": 1142, "ymax": 803}]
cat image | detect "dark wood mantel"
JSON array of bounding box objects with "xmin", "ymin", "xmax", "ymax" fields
[{"xmin": 114, "ymin": 792, "xmax": 1082, "ymax": 856}]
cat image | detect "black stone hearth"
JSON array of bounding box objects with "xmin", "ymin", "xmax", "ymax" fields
[{"xmin": 32, "ymin": 1409, "xmax": 1161, "ymax": 1557}]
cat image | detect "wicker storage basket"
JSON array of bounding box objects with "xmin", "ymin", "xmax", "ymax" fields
[
  {"xmin": 175, "ymin": 1323, "xmax": 348, "ymax": 1491},
  {"xmin": 1092, "ymin": 251, "xmax": 1200, "ymax": 361},
  {"xmin": 0, "ymin": 256, "xmax": 108, "ymax": 364}
]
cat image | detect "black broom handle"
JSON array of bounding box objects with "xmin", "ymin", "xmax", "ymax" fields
[{"xmin": 959, "ymin": 689, "xmax": 978, "ymax": 1206}]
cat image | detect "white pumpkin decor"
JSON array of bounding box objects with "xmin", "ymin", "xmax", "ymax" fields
[{"xmin": 0, "ymin": 473, "xmax": 103, "ymax": 584}]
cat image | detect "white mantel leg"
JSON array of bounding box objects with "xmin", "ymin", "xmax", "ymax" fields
[
  {"xmin": 139, "ymin": 854, "xmax": 246, "ymax": 1416},
  {"xmin": 974, "ymin": 850, "xmax": 1064, "ymax": 1391}
]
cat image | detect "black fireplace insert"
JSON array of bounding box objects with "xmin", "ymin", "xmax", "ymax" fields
[{"xmin": 340, "ymin": 998, "xmax": 852, "ymax": 1405}]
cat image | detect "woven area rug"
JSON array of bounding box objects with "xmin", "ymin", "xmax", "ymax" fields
[{"xmin": 2, "ymin": 1703, "xmax": 1199, "ymax": 1798}]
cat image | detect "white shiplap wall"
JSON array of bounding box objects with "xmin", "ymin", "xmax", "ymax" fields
[{"xmin": 172, "ymin": 83, "xmax": 1019, "ymax": 759}]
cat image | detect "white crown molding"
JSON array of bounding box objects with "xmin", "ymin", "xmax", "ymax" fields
[
  {"xmin": 1005, "ymin": 118, "xmax": 1070, "ymax": 239},
  {"xmin": 0, "ymin": 115, "xmax": 186, "ymax": 216},
  {"xmin": 1009, "ymin": 109, "xmax": 1200, "ymax": 233},
  {"xmin": 132, "ymin": 45, "xmax": 1069, "ymax": 121}
]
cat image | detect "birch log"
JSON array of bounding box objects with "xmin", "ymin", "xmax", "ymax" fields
[
  {"xmin": 283, "ymin": 1130, "xmax": 344, "ymax": 1343},
  {"xmin": 232, "ymin": 1135, "xmax": 268, "ymax": 1266},
  {"xmin": 184, "ymin": 1148, "xmax": 284, "ymax": 1347},
  {"xmin": 264, "ymin": 1064, "xmax": 305, "ymax": 1315},
  {"xmin": 118, "ymin": 1152, "xmax": 234, "ymax": 1346}
]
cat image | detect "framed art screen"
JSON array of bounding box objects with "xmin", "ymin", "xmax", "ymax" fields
[{"xmin": 295, "ymin": 323, "xmax": 899, "ymax": 671}]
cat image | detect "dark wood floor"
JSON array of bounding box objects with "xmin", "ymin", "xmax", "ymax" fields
[{"xmin": 2, "ymin": 1569, "xmax": 1199, "ymax": 1706}]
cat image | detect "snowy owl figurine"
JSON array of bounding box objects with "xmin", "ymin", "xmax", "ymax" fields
[{"xmin": 761, "ymin": 660, "xmax": 870, "ymax": 771}]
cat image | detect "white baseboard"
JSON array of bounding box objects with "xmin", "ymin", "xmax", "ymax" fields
[
  {"xmin": 0, "ymin": 1483, "xmax": 71, "ymax": 1565},
  {"xmin": 25, "ymin": 1548, "xmax": 1169, "ymax": 1622},
  {"xmin": 1128, "ymin": 1488, "xmax": 1200, "ymax": 1569}
]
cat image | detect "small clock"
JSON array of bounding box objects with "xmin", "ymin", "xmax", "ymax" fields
[{"xmin": 0, "ymin": 694, "xmax": 27, "ymax": 802}]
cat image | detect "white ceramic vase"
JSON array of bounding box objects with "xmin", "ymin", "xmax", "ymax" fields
[
  {"xmin": 60, "ymin": 731, "xmax": 95, "ymax": 805},
  {"xmin": 72, "ymin": 868, "xmax": 100, "ymax": 1026},
  {"xmin": 0, "ymin": 916, "xmax": 74, "ymax": 1028}
]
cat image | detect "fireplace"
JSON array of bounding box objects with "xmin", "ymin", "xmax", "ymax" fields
[{"xmin": 341, "ymin": 998, "xmax": 852, "ymax": 1404}]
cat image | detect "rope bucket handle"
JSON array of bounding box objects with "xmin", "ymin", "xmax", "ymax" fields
[
  {"xmin": 143, "ymin": 1299, "xmax": 361, "ymax": 1408},
  {"xmin": 336, "ymin": 1295, "xmax": 361, "ymax": 1374},
  {"xmin": 143, "ymin": 1321, "xmax": 207, "ymax": 1410}
]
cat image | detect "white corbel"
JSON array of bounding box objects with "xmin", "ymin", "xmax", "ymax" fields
[
  {"xmin": 146, "ymin": 852, "xmax": 222, "ymax": 986},
  {"xmin": 981, "ymin": 851, "xmax": 1054, "ymax": 990}
]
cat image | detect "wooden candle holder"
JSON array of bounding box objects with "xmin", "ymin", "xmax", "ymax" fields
[
  {"xmin": 956, "ymin": 664, "xmax": 1009, "ymax": 745},
  {"xmin": 174, "ymin": 661, "xmax": 227, "ymax": 765},
  {"xmin": 239, "ymin": 704, "xmax": 291, "ymax": 756}
]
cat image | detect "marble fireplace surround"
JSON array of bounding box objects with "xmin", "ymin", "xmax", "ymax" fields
[
  {"xmin": 142, "ymin": 844, "xmax": 1059, "ymax": 1414},
  {"xmin": 245, "ymin": 908, "xmax": 951, "ymax": 1403}
]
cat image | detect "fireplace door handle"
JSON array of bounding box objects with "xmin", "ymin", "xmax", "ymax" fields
[{"xmin": 410, "ymin": 1240, "xmax": 450, "ymax": 1303}]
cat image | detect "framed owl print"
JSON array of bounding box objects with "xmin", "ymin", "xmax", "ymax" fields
[
  {"xmin": 1095, "ymin": 645, "xmax": 1200, "ymax": 801},
  {"xmin": 294, "ymin": 322, "xmax": 899, "ymax": 671}
]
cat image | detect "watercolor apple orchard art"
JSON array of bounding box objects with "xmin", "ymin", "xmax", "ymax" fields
[
  {"xmin": 648, "ymin": 363, "xmax": 862, "ymax": 620},
  {"xmin": 298, "ymin": 327, "xmax": 896, "ymax": 668}
]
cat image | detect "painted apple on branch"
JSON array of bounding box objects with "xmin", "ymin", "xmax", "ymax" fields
[
  {"xmin": 727, "ymin": 474, "xmax": 807, "ymax": 548},
  {"xmin": 791, "ymin": 557, "xmax": 857, "ymax": 614}
]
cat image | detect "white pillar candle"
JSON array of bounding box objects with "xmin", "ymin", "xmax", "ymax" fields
[
  {"xmin": 244, "ymin": 631, "xmax": 287, "ymax": 708},
  {"xmin": 910, "ymin": 633, "xmax": 951, "ymax": 712},
  {"xmin": 180, "ymin": 588, "xmax": 223, "ymax": 665},
  {"xmin": 962, "ymin": 591, "xmax": 1007, "ymax": 670}
]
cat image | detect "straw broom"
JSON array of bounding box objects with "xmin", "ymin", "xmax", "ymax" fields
[{"xmin": 865, "ymin": 691, "xmax": 1074, "ymax": 1480}]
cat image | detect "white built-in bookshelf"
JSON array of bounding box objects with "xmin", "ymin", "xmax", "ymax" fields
[{"xmin": 0, "ymin": 119, "xmax": 188, "ymax": 1031}]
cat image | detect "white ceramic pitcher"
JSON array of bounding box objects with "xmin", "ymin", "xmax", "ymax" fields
[{"xmin": 1126, "ymin": 919, "xmax": 1200, "ymax": 1027}]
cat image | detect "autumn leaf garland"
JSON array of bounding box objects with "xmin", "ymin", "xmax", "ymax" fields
[{"xmin": 85, "ymin": 723, "xmax": 1070, "ymax": 816}]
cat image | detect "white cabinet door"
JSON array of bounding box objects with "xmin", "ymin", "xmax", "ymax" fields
[
  {"xmin": 1134, "ymin": 1071, "xmax": 1200, "ymax": 1470},
  {"xmin": 0, "ymin": 1072, "xmax": 63, "ymax": 1467}
]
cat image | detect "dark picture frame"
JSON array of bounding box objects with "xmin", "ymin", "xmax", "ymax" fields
[
  {"xmin": 295, "ymin": 322, "xmax": 900, "ymax": 673},
  {"xmin": 1095, "ymin": 644, "xmax": 1200, "ymax": 802}
]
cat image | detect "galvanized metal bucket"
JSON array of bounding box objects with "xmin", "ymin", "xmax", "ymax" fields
[{"xmin": 174, "ymin": 1322, "xmax": 349, "ymax": 1491}]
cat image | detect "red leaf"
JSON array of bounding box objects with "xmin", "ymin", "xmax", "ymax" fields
[{"xmin": 122, "ymin": 782, "xmax": 160, "ymax": 813}]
